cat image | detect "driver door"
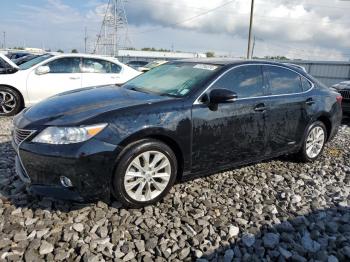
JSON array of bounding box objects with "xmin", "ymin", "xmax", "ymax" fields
[
  {"xmin": 26, "ymin": 57, "xmax": 82, "ymax": 104},
  {"xmin": 191, "ymin": 65, "xmax": 269, "ymax": 173}
]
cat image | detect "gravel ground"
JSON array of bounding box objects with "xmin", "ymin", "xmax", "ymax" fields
[{"xmin": 0, "ymin": 116, "xmax": 349, "ymax": 262}]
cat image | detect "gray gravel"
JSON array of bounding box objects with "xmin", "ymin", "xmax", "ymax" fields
[{"xmin": 0, "ymin": 116, "xmax": 349, "ymax": 261}]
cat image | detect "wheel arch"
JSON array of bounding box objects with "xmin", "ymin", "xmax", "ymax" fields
[
  {"xmin": 316, "ymin": 115, "xmax": 332, "ymax": 141},
  {"xmin": 0, "ymin": 84, "xmax": 25, "ymax": 108},
  {"xmin": 115, "ymin": 130, "xmax": 185, "ymax": 182}
]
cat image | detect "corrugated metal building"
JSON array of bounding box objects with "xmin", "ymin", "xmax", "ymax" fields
[{"xmin": 282, "ymin": 60, "xmax": 350, "ymax": 87}]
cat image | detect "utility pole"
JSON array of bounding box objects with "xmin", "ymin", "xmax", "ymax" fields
[
  {"xmin": 246, "ymin": 0, "xmax": 255, "ymax": 59},
  {"xmin": 84, "ymin": 27, "xmax": 88, "ymax": 53},
  {"xmin": 3, "ymin": 31, "xmax": 6, "ymax": 49},
  {"xmin": 251, "ymin": 35, "xmax": 256, "ymax": 58}
]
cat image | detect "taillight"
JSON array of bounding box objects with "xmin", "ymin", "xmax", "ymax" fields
[{"xmin": 336, "ymin": 96, "xmax": 343, "ymax": 104}]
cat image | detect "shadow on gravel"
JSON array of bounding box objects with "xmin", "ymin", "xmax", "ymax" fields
[
  {"xmin": 342, "ymin": 116, "xmax": 350, "ymax": 127},
  {"xmin": 199, "ymin": 206, "xmax": 350, "ymax": 262}
]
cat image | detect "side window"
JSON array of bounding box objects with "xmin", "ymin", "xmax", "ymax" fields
[
  {"xmin": 82, "ymin": 58, "xmax": 121, "ymax": 73},
  {"xmin": 213, "ymin": 65, "xmax": 264, "ymax": 98},
  {"xmin": 110, "ymin": 62, "xmax": 122, "ymax": 73},
  {"xmin": 46, "ymin": 57, "xmax": 81, "ymax": 73},
  {"xmin": 266, "ymin": 66, "xmax": 302, "ymax": 95},
  {"xmin": 301, "ymin": 77, "xmax": 312, "ymax": 91}
]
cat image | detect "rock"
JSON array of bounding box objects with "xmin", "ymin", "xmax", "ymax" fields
[
  {"xmin": 328, "ymin": 255, "xmax": 339, "ymax": 262},
  {"xmin": 73, "ymin": 223, "xmax": 84, "ymax": 232},
  {"xmin": 123, "ymin": 252, "xmax": 135, "ymax": 261},
  {"xmin": 179, "ymin": 247, "xmax": 190, "ymax": 260},
  {"xmin": 224, "ymin": 249, "xmax": 234, "ymax": 262},
  {"xmin": 13, "ymin": 232, "xmax": 27, "ymax": 242},
  {"xmin": 291, "ymin": 195, "xmax": 302, "ymax": 204},
  {"xmin": 301, "ymin": 232, "xmax": 321, "ymax": 253},
  {"xmin": 228, "ymin": 225, "xmax": 239, "ymax": 238},
  {"xmin": 263, "ymin": 233, "xmax": 279, "ymax": 249},
  {"xmin": 242, "ymin": 233, "xmax": 255, "ymax": 247},
  {"xmin": 39, "ymin": 241, "xmax": 54, "ymax": 255},
  {"xmin": 278, "ymin": 247, "xmax": 292, "ymax": 259},
  {"xmin": 134, "ymin": 240, "xmax": 145, "ymax": 252}
]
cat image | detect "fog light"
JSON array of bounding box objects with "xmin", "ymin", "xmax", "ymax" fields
[{"xmin": 60, "ymin": 176, "xmax": 73, "ymax": 187}]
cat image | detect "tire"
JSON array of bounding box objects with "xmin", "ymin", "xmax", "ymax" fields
[
  {"xmin": 0, "ymin": 86, "xmax": 23, "ymax": 116},
  {"xmin": 299, "ymin": 121, "xmax": 327, "ymax": 162},
  {"xmin": 112, "ymin": 139, "xmax": 177, "ymax": 208}
]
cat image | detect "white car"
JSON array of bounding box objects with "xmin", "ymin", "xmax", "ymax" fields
[{"xmin": 0, "ymin": 53, "xmax": 141, "ymax": 116}]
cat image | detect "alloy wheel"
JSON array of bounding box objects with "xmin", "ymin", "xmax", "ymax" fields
[
  {"xmin": 0, "ymin": 91, "xmax": 16, "ymax": 115},
  {"xmin": 124, "ymin": 150, "xmax": 172, "ymax": 202},
  {"xmin": 305, "ymin": 126, "xmax": 325, "ymax": 159}
]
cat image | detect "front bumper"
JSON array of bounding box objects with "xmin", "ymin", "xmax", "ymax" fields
[{"xmin": 12, "ymin": 137, "xmax": 122, "ymax": 203}]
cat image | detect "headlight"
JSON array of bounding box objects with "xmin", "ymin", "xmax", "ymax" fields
[{"xmin": 32, "ymin": 124, "xmax": 108, "ymax": 144}]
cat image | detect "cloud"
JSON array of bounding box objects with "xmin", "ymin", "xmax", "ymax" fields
[
  {"xmin": 2, "ymin": 0, "xmax": 350, "ymax": 60},
  {"xmin": 125, "ymin": 0, "xmax": 350, "ymax": 59}
]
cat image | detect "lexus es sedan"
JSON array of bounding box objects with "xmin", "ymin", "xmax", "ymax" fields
[
  {"xmin": 332, "ymin": 81, "xmax": 350, "ymax": 114},
  {"xmin": 0, "ymin": 53, "xmax": 141, "ymax": 116},
  {"xmin": 12, "ymin": 60, "xmax": 343, "ymax": 207}
]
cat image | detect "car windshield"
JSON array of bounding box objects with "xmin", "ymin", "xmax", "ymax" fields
[
  {"xmin": 123, "ymin": 62, "xmax": 221, "ymax": 97},
  {"xmin": 19, "ymin": 54, "xmax": 53, "ymax": 70},
  {"xmin": 144, "ymin": 61, "xmax": 162, "ymax": 69}
]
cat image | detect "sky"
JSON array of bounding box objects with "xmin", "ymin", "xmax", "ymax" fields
[{"xmin": 1, "ymin": 0, "xmax": 350, "ymax": 61}]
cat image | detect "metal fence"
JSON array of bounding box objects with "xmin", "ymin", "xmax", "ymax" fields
[{"xmin": 279, "ymin": 60, "xmax": 350, "ymax": 87}]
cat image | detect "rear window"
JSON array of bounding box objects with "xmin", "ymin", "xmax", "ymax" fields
[{"xmin": 266, "ymin": 66, "xmax": 302, "ymax": 95}]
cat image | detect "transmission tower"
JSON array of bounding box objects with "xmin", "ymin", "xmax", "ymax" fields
[{"xmin": 94, "ymin": 0, "xmax": 130, "ymax": 57}]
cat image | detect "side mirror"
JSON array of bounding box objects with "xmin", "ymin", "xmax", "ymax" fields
[
  {"xmin": 35, "ymin": 65, "xmax": 50, "ymax": 75},
  {"xmin": 209, "ymin": 88, "xmax": 237, "ymax": 104}
]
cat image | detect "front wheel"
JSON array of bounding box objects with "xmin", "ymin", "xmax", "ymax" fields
[
  {"xmin": 299, "ymin": 121, "xmax": 327, "ymax": 162},
  {"xmin": 112, "ymin": 139, "xmax": 177, "ymax": 208}
]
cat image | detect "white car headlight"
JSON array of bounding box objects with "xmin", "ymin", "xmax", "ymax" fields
[{"xmin": 32, "ymin": 124, "xmax": 108, "ymax": 144}]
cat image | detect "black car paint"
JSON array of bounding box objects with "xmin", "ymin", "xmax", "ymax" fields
[{"xmin": 12, "ymin": 60, "xmax": 343, "ymax": 202}]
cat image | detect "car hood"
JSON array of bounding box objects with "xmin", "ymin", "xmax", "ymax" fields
[
  {"xmin": 19, "ymin": 85, "xmax": 173, "ymax": 127},
  {"xmin": 333, "ymin": 81, "xmax": 350, "ymax": 90}
]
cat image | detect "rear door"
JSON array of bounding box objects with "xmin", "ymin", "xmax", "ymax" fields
[
  {"xmin": 81, "ymin": 58, "xmax": 122, "ymax": 87},
  {"xmin": 263, "ymin": 65, "xmax": 313, "ymax": 155},
  {"xmin": 26, "ymin": 57, "xmax": 82, "ymax": 104},
  {"xmin": 191, "ymin": 65, "xmax": 269, "ymax": 173}
]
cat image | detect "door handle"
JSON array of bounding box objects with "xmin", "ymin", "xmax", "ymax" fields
[
  {"xmin": 254, "ymin": 103, "xmax": 267, "ymax": 112},
  {"xmin": 69, "ymin": 77, "xmax": 80, "ymax": 80},
  {"xmin": 305, "ymin": 98, "xmax": 315, "ymax": 105},
  {"xmin": 111, "ymin": 76, "xmax": 120, "ymax": 79}
]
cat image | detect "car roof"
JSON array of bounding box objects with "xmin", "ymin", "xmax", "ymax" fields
[
  {"xmin": 174, "ymin": 58, "xmax": 308, "ymax": 73},
  {"xmin": 49, "ymin": 53, "xmax": 118, "ymax": 60}
]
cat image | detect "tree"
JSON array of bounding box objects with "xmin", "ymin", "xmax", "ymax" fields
[
  {"xmin": 71, "ymin": 49, "xmax": 78, "ymax": 53},
  {"xmin": 206, "ymin": 51, "xmax": 215, "ymax": 58},
  {"xmin": 57, "ymin": 49, "xmax": 64, "ymax": 53},
  {"xmin": 264, "ymin": 55, "xmax": 289, "ymax": 60}
]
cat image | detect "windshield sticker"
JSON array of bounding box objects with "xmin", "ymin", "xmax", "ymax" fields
[{"xmin": 193, "ymin": 64, "xmax": 218, "ymax": 71}]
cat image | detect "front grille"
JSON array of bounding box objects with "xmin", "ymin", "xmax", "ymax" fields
[
  {"xmin": 339, "ymin": 89, "xmax": 350, "ymax": 100},
  {"xmin": 13, "ymin": 128, "xmax": 35, "ymax": 145}
]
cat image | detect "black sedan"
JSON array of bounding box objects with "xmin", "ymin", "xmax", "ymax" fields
[
  {"xmin": 332, "ymin": 81, "xmax": 350, "ymax": 114},
  {"xmin": 12, "ymin": 60, "xmax": 343, "ymax": 207}
]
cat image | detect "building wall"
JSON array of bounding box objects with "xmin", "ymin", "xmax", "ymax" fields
[{"xmin": 285, "ymin": 60, "xmax": 350, "ymax": 86}]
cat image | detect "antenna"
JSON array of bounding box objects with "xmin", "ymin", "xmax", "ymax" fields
[{"xmin": 94, "ymin": 0, "xmax": 131, "ymax": 57}]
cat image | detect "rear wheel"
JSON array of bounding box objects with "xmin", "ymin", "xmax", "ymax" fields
[
  {"xmin": 299, "ymin": 121, "xmax": 327, "ymax": 162},
  {"xmin": 112, "ymin": 139, "xmax": 177, "ymax": 208},
  {"xmin": 0, "ymin": 86, "xmax": 23, "ymax": 116}
]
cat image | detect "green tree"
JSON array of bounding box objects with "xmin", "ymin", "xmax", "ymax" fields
[
  {"xmin": 71, "ymin": 49, "xmax": 78, "ymax": 53},
  {"xmin": 206, "ymin": 51, "xmax": 215, "ymax": 58},
  {"xmin": 57, "ymin": 49, "xmax": 64, "ymax": 53},
  {"xmin": 264, "ymin": 55, "xmax": 289, "ymax": 60}
]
